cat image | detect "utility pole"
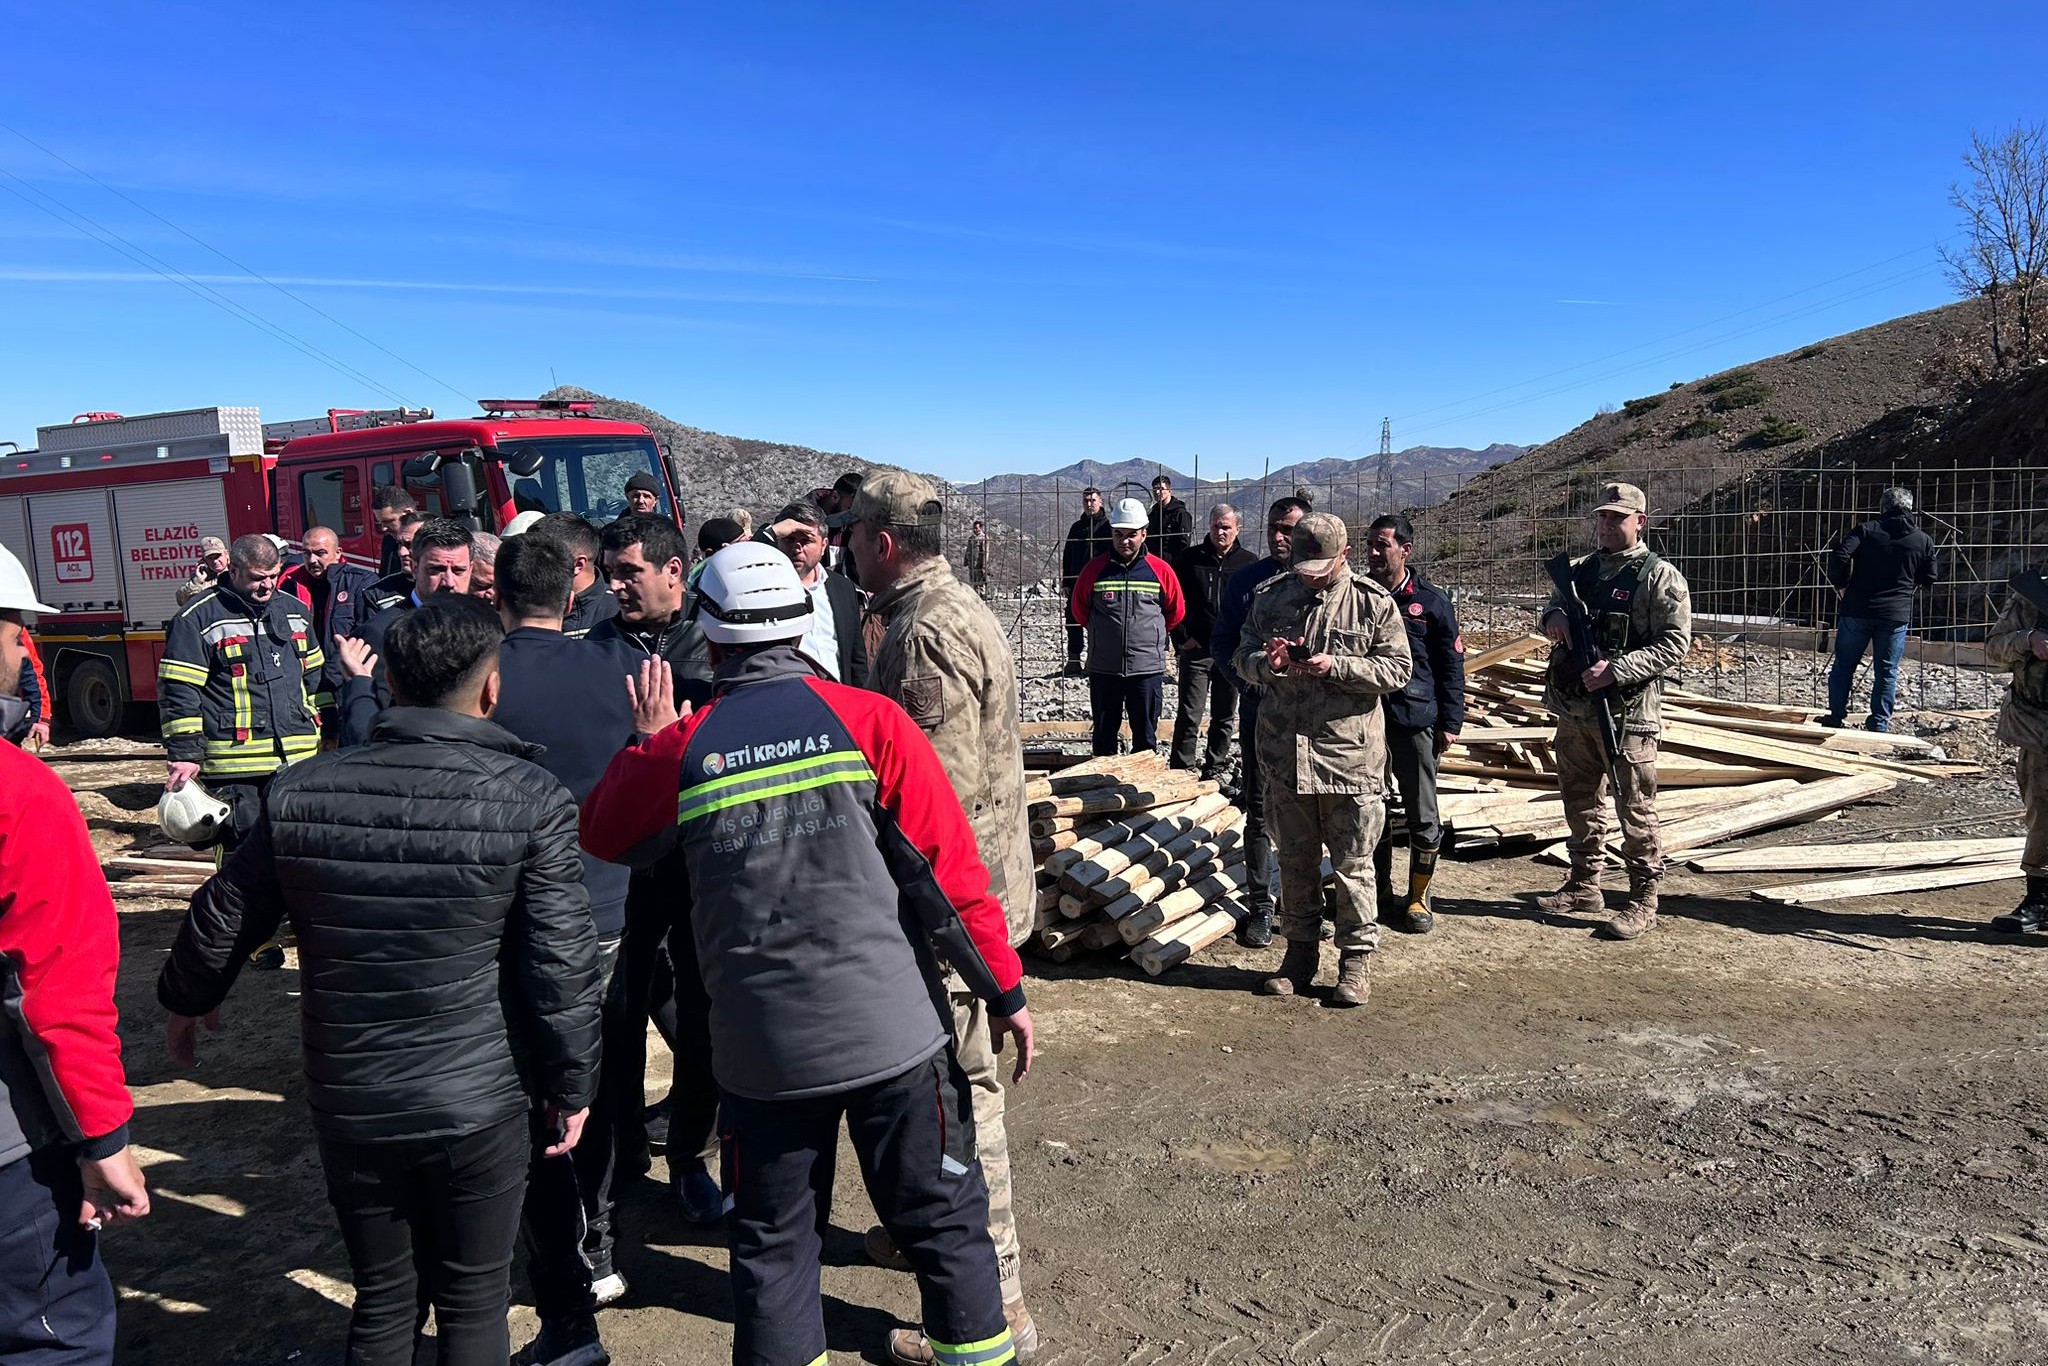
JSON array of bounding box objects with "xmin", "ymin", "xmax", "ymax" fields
[{"xmin": 1376, "ymin": 417, "xmax": 1393, "ymax": 511}]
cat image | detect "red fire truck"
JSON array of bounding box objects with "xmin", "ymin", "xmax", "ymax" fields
[{"xmin": 0, "ymin": 399, "xmax": 675, "ymax": 735}]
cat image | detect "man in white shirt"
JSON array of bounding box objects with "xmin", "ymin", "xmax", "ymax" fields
[{"xmin": 768, "ymin": 499, "xmax": 868, "ymax": 688}]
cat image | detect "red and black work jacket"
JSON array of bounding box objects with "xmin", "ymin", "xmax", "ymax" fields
[
  {"xmin": 582, "ymin": 645, "xmax": 1025, "ymax": 1101},
  {"xmin": 1070, "ymin": 551, "xmax": 1187, "ymax": 678}
]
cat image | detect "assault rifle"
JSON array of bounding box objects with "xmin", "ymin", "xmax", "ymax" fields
[{"xmin": 1544, "ymin": 552, "xmax": 1629, "ymax": 791}]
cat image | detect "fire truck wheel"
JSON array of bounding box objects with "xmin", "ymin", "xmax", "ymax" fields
[{"xmin": 65, "ymin": 658, "xmax": 124, "ymax": 739}]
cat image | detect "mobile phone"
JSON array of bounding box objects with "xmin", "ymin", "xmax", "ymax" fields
[{"xmin": 1286, "ymin": 641, "xmax": 1312, "ymax": 662}]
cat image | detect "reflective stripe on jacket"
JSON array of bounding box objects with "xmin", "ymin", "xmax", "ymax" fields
[
  {"xmin": 1071, "ymin": 551, "xmax": 1186, "ymax": 677},
  {"xmin": 159, "ymin": 584, "xmax": 325, "ymax": 778}
]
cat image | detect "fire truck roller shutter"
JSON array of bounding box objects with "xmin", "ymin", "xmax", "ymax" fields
[
  {"xmin": 0, "ymin": 498, "xmax": 28, "ymax": 588},
  {"xmin": 113, "ymin": 480, "xmax": 232, "ymax": 628},
  {"xmin": 24, "ymin": 488, "xmax": 119, "ymax": 615}
]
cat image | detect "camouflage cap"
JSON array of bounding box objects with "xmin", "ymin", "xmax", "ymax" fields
[
  {"xmin": 1290, "ymin": 512, "xmax": 1350, "ymax": 578},
  {"xmin": 1594, "ymin": 481, "xmax": 1647, "ymax": 516},
  {"xmin": 198, "ymin": 536, "xmax": 227, "ymax": 556},
  {"xmin": 849, "ymin": 469, "xmax": 944, "ymax": 529}
]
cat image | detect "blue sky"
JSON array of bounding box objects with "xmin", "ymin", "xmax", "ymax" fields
[{"xmin": 0, "ymin": 1, "xmax": 2037, "ymax": 481}]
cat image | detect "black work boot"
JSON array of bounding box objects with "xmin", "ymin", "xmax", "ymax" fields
[
  {"xmin": 1258, "ymin": 939, "xmax": 1319, "ymax": 996},
  {"xmin": 1991, "ymin": 876, "xmax": 2048, "ymax": 934},
  {"xmin": 1372, "ymin": 841, "xmax": 1398, "ymax": 918},
  {"xmin": 1237, "ymin": 905, "xmax": 1274, "ymax": 947}
]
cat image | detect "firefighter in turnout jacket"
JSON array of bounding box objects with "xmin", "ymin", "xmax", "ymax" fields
[
  {"xmin": 1364, "ymin": 514, "xmax": 1466, "ymax": 933},
  {"xmin": 159, "ymin": 534, "xmax": 325, "ymax": 849},
  {"xmin": 1984, "ymin": 574, "xmax": 2048, "ymax": 933},
  {"xmin": 1537, "ymin": 483, "xmax": 1693, "ymax": 941},
  {"xmin": 1235, "ymin": 514, "xmax": 1412, "ymax": 1008},
  {"xmin": 582, "ymin": 541, "xmax": 1033, "ymax": 1366}
]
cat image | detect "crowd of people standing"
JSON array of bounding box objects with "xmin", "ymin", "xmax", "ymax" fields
[{"xmin": 1, "ymin": 460, "xmax": 2020, "ymax": 1366}]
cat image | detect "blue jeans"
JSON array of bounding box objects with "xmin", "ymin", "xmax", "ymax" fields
[{"xmin": 1828, "ymin": 616, "xmax": 1908, "ymax": 731}]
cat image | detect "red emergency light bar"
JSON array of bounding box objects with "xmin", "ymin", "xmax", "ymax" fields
[
  {"xmin": 477, "ymin": 398, "xmax": 596, "ymax": 417},
  {"xmin": 72, "ymin": 412, "xmax": 125, "ymax": 423}
]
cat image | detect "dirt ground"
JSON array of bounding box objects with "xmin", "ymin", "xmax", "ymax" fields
[{"xmin": 67, "ymin": 724, "xmax": 2048, "ymax": 1366}]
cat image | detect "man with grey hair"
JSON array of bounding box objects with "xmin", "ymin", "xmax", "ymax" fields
[
  {"xmin": 1169, "ymin": 502, "xmax": 1256, "ymax": 778},
  {"xmin": 1824, "ymin": 487, "xmax": 1938, "ymax": 733},
  {"xmin": 468, "ymin": 530, "xmax": 501, "ymax": 606}
]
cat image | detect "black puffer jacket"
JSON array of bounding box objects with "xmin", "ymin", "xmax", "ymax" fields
[{"xmin": 158, "ymin": 708, "xmax": 603, "ymax": 1144}]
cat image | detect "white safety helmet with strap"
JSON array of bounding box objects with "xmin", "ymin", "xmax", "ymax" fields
[
  {"xmin": 0, "ymin": 543, "xmax": 55, "ymax": 615},
  {"xmin": 692, "ymin": 541, "xmax": 814, "ymax": 646},
  {"xmin": 158, "ymin": 780, "xmax": 234, "ymax": 847}
]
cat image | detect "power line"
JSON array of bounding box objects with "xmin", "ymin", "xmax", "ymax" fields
[
  {"xmin": 0, "ymin": 121, "xmax": 474, "ymax": 406},
  {"xmin": 0, "ymin": 169, "xmax": 416, "ymax": 405}
]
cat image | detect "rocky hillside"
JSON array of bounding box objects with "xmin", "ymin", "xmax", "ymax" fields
[
  {"xmin": 972, "ymin": 443, "xmax": 1521, "ymax": 548},
  {"xmin": 1414, "ymin": 300, "xmax": 1973, "ymax": 586},
  {"xmin": 541, "ymin": 385, "xmax": 1052, "ymax": 581}
]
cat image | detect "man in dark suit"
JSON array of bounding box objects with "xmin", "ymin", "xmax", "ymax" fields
[{"xmin": 767, "ymin": 498, "xmax": 868, "ymax": 687}]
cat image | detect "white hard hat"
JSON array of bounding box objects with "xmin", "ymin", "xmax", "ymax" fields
[
  {"xmin": 0, "ymin": 544, "xmax": 54, "ymax": 616},
  {"xmin": 158, "ymin": 780, "xmax": 233, "ymax": 848},
  {"xmin": 692, "ymin": 541, "xmax": 813, "ymax": 646},
  {"xmin": 1109, "ymin": 497, "xmax": 1149, "ymax": 530},
  {"xmin": 502, "ymin": 510, "xmax": 545, "ymax": 537}
]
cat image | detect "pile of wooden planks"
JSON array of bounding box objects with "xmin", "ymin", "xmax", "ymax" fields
[
  {"xmin": 1688, "ymin": 837, "xmax": 2026, "ymax": 905},
  {"xmin": 1441, "ymin": 636, "xmax": 1980, "ymax": 867},
  {"xmin": 101, "ymin": 843, "xmax": 213, "ymax": 900},
  {"xmin": 1025, "ymin": 752, "xmax": 1250, "ymax": 975}
]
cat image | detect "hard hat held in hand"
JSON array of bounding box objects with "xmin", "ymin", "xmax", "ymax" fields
[
  {"xmin": 158, "ymin": 781, "xmax": 233, "ymax": 848},
  {"xmin": 693, "ymin": 541, "xmax": 814, "ymax": 646},
  {"xmin": 0, "ymin": 544, "xmax": 55, "ymax": 615}
]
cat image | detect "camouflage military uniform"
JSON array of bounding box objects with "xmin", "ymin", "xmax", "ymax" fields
[
  {"xmin": 1984, "ymin": 591, "xmax": 2048, "ymax": 878},
  {"xmin": 862, "ymin": 488, "xmax": 1034, "ymax": 1308},
  {"xmin": 1234, "ymin": 555, "xmax": 1412, "ymax": 952},
  {"xmin": 1540, "ymin": 541, "xmax": 1692, "ymax": 909}
]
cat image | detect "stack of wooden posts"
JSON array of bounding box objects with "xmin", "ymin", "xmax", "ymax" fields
[
  {"xmin": 1025, "ymin": 752, "xmax": 1251, "ymax": 975},
  {"xmin": 101, "ymin": 843, "xmax": 213, "ymax": 900},
  {"xmin": 1688, "ymin": 837, "xmax": 2025, "ymax": 905},
  {"xmin": 1439, "ymin": 636, "xmax": 1980, "ymax": 865}
]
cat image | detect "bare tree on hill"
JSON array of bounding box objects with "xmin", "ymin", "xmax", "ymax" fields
[{"xmin": 1936, "ymin": 121, "xmax": 2048, "ymax": 382}]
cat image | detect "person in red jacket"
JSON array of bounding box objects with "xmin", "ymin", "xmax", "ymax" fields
[
  {"xmin": 0, "ymin": 546, "xmax": 150, "ymax": 1364},
  {"xmin": 1070, "ymin": 497, "xmax": 1187, "ymax": 756},
  {"xmin": 583, "ymin": 542, "xmax": 1033, "ymax": 1366}
]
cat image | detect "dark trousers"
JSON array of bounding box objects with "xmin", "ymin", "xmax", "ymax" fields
[
  {"xmin": 1239, "ymin": 690, "xmax": 1276, "ymax": 915},
  {"xmin": 523, "ymin": 936, "xmax": 622, "ymax": 1319},
  {"xmin": 1088, "ymin": 672, "xmax": 1164, "ymax": 756},
  {"xmin": 605, "ymin": 873, "xmax": 718, "ymax": 1202},
  {"xmin": 1828, "ymin": 615, "xmax": 1909, "ymax": 731},
  {"xmin": 317, "ymin": 1114, "xmax": 529, "ymax": 1366},
  {"xmin": 1169, "ymin": 653, "xmax": 1239, "ymax": 772},
  {"xmin": 1384, "ymin": 723, "xmax": 1443, "ymax": 850},
  {"xmin": 0, "ymin": 1147, "xmax": 115, "ymax": 1365},
  {"xmin": 720, "ymin": 1051, "xmax": 1009, "ymax": 1366}
]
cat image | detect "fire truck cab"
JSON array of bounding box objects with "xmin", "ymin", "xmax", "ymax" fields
[{"xmin": 0, "ymin": 399, "xmax": 674, "ymax": 736}]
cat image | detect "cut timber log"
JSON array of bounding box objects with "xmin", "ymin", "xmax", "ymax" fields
[
  {"xmin": 103, "ymin": 855, "xmax": 212, "ymax": 875},
  {"xmin": 1132, "ymin": 899, "xmax": 1248, "ymax": 975},
  {"xmin": 1118, "ymin": 861, "xmax": 1249, "ymax": 946},
  {"xmin": 1655, "ymin": 773, "xmax": 1895, "ymax": 855},
  {"xmin": 109, "ymin": 882, "xmax": 203, "ymax": 899},
  {"xmin": 1750, "ymin": 862, "xmax": 2023, "ymax": 905},
  {"xmin": 1038, "ymin": 915, "xmax": 1104, "ymax": 953},
  {"xmin": 1029, "ymin": 778, "xmax": 1217, "ymax": 828},
  {"xmin": 1686, "ymin": 837, "xmax": 2026, "ymax": 875},
  {"xmin": 1062, "ymin": 794, "xmax": 1234, "ymax": 890},
  {"xmin": 1088, "ymin": 813, "xmax": 1244, "ymax": 906},
  {"xmin": 1465, "ymin": 635, "xmax": 1550, "ymax": 673},
  {"xmin": 1043, "ymin": 804, "xmax": 1201, "ymax": 875}
]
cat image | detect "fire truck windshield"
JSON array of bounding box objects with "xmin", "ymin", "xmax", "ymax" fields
[{"xmin": 501, "ymin": 436, "xmax": 666, "ymax": 525}]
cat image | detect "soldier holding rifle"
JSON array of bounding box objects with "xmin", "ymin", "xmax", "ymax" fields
[{"xmin": 1537, "ymin": 482, "xmax": 1692, "ymax": 940}]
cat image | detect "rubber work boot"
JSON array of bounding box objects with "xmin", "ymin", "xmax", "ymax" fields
[
  {"xmin": 1403, "ymin": 843, "xmax": 1440, "ymax": 933},
  {"xmin": 1237, "ymin": 906, "xmax": 1274, "ymax": 948},
  {"xmin": 1538, "ymin": 876, "xmax": 1604, "ymax": 917},
  {"xmin": 1990, "ymin": 875, "xmax": 2048, "ymax": 934},
  {"xmin": 1327, "ymin": 951, "xmax": 1372, "ymax": 1008},
  {"xmin": 886, "ymin": 1302, "xmax": 1040, "ymax": 1364},
  {"xmin": 1599, "ymin": 887, "xmax": 1659, "ymax": 940},
  {"xmin": 1258, "ymin": 938, "xmax": 1319, "ymax": 996}
]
